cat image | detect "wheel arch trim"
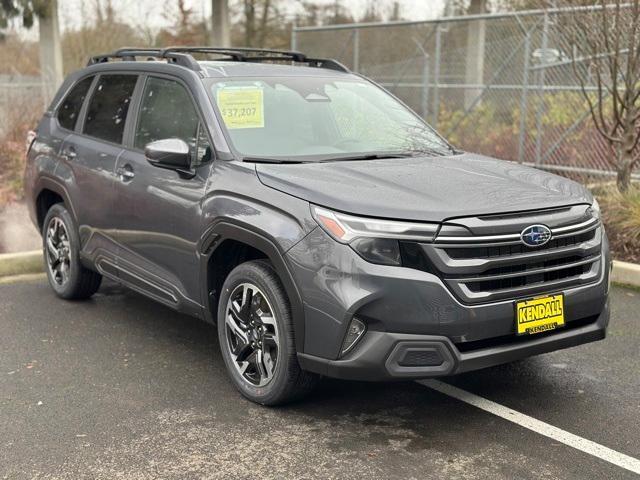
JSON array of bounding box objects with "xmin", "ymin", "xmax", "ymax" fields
[
  {"xmin": 200, "ymin": 220, "xmax": 306, "ymax": 353},
  {"xmin": 33, "ymin": 177, "xmax": 78, "ymax": 232}
]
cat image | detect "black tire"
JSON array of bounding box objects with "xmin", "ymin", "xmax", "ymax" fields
[
  {"xmin": 217, "ymin": 259, "xmax": 319, "ymax": 406},
  {"xmin": 42, "ymin": 203, "xmax": 102, "ymax": 300}
]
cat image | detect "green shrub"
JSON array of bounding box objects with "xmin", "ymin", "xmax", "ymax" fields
[
  {"xmin": 600, "ymin": 188, "xmax": 640, "ymax": 241},
  {"xmin": 594, "ymin": 185, "xmax": 640, "ymax": 263}
]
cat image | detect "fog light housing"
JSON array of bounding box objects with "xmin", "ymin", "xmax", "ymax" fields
[{"xmin": 340, "ymin": 317, "xmax": 366, "ymax": 356}]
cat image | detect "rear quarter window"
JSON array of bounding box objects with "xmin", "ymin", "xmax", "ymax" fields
[
  {"xmin": 83, "ymin": 74, "xmax": 138, "ymax": 144},
  {"xmin": 57, "ymin": 76, "xmax": 94, "ymax": 131}
]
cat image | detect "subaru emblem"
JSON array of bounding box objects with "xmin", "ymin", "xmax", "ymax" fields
[{"xmin": 520, "ymin": 225, "xmax": 552, "ymax": 247}]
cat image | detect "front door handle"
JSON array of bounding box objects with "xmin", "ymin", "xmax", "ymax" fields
[{"xmin": 116, "ymin": 164, "xmax": 135, "ymax": 182}]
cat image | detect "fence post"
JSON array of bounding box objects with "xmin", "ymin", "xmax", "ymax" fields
[
  {"xmin": 432, "ymin": 26, "xmax": 442, "ymax": 128},
  {"xmin": 422, "ymin": 56, "xmax": 430, "ymax": 119},
  {"xmin": 353, "ymin": 29, "xmax": 360, "ymax": 72},
  {"xmin": 535, "ymin": 12, "xmax": 550, "ymax": 166},
  {"xmin": 291, "ymin": 23, "xmax": 297, "ymax": 51},
  {"xmin": 464, "ymin": 16, "xmax": 486, "ymax": 109},
  {"xmin": 518, "ymin": 32, "xmax": 531, "ymax": 164}
]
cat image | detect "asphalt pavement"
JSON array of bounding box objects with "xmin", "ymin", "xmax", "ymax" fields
[{"xmin": 1, "ymin": 278, "xmax": 639, "ymax": 479}]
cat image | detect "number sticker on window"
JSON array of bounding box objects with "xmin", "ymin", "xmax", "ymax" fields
[{"xmin": 216, "ymin": 87, "xmax": 264, "ymax": 129}]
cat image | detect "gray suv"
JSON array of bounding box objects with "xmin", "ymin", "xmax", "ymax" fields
[{"xmin": 25, "ymin": 47, "xmax": 610, "ymax": 405}]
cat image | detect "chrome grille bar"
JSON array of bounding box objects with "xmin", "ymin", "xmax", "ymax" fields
[
  {"xmin": 435, "ymin": 217, "xmax": 599, "ymax": 244},
  {"xmin": 448, "ymin": 255, "xmax": 600, "ymax": 283}
]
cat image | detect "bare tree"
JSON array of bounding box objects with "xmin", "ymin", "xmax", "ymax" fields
[
  {"xmin": 235, "ymin": 0, "xmax": 289, "ymax": 48},
  {"xmin": 552, "ymin": 1, "xmax": 640, "ymax": 192},
  {"xmin": 244, "ymin": 0, "xmax": 256, "ymax": 46}
]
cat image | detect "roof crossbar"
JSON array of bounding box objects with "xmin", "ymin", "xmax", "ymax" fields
[
  {"xmin": 162, "ymin": 46, "xmax": 309, "ymax": 63},
  {"xmin": 88, "ymin": 47, "xmax": 201, "ymax": 70},
  {"xmin": 87, "ymin": 46, "xmax": 350, "ymax": 73}
]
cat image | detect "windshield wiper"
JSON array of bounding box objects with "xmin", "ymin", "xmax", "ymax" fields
[
  {"xmin": 318, "ymin": 153, "xmax": 415, "ymax": 163},
  {"xmin": 243, "ymin": 156, "xmax": 304, "ymax": 164},
  {"xmin": 243, "ymin": 153, "xmax": 414, "ymax": 164}
]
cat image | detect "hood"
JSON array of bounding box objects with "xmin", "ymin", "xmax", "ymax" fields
[{"xmin": 255, "ymin": 153, "xmax": 593, "ymax": 222}]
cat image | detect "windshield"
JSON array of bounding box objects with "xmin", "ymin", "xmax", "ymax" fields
[{"xmin": 206, "ymin": 76, "xmax": 454, "ymax": 162}]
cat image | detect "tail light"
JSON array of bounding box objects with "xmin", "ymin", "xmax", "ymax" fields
[{"xmin": 26, "ymin": 129, "xmax": 37, "ymax": 154}]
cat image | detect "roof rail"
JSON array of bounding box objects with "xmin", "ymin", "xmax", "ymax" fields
[
  {"xmin": 87, "ymin": 46, "xmax": 350, "ymax": 73},
  {"xmin": 88, "ymin": 47, "xmax": 201, "ymax": 71},
  {"xmin": 162, "ymin": 46, "xmax": 308, "ymax": 63}
]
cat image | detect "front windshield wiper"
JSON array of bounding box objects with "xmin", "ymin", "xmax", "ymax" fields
[
  {"xmin": 242, "ymin": 156, "xmax": 304, "ymax": 164},
  {"xmin": 243, "ymin": 153, "xmax": 414, "ymax": 164},
  {"xmin": 318, "ymin": 153, "xmax": 416, "ymax": 163},
  {"xmin": 403, "ymin": 147, "xmax": 458, "ymax": 157},
  {"xmin": 243, "ymin": 150, "xmax": 457, "ymax": 164}
]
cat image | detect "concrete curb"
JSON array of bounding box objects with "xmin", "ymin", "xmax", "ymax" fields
[
  {"xmin": 0, "ymin": 273, "xmax": 47, "ymax": 285},
  {"xmin": 611, "ymin": 260, "xmax": 640, "ymax": 289},
  {"xmin": 0, "ymin": 250, "xmax": 44, "ymax": 277},
  {"xmin": 0, "ymin": 250, "xmax": 639, "ymax": 289}
]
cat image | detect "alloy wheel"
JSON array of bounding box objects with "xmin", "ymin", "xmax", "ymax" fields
[
  {"xmin": 225, "ymin": 283, "xmax": 280, "ymax": 387},
  {"xmin": 45, "ymin": 217, "xmax": 71, "ymax": 286}
]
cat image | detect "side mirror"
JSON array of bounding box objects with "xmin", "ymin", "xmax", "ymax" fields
[{"xmin": 145, "ymin": 138, "xmax": 194, "ymax": 177}]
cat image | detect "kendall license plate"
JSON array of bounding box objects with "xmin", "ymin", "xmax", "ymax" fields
[{"xmin": 515, "ymin": 294, "xmax": 565, "ymax": 335}]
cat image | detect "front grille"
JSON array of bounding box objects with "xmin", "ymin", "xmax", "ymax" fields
[
  {"xmin": 398, "ymin": 350, "xmax": 444, "ymax": 367},
  {"xmin": 464, "ymin": 256, "xmax": 593, "ymax": 293},
  {"xmin": 414, "ymin": 206, "xmax": 603, "ymax": 304}
]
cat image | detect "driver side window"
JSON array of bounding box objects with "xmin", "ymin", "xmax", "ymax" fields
[{"xmin": 134, "ymin": 77, "xmax": 211, "ymax": 166}]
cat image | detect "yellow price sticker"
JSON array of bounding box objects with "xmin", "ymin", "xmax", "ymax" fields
[{"xmin": 216, "ymin": 87, "xmax": 264, "ymax": 129}]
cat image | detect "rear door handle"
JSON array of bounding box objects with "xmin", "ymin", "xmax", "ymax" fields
[{"xmin": 116, "ymin": 164, "xmax": 135, "ymax": 182}]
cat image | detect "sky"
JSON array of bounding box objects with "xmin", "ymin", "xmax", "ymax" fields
[{"xmin": 53, "ymin": 0, "xmax": 447, "ymax": 33}]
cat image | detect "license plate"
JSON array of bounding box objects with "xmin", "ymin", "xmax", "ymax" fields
[{"xmin": 515, "ymin": 294, "xmax": 565, "ymax": 335}]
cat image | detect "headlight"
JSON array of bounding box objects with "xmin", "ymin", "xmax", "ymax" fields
[
  {"xmin": 351, "ymin": 237, "xmax": 401, "ymax": 265},
  {"xmin": 311, "ymin": 205, "xmax": 438, "ymax": 266}
]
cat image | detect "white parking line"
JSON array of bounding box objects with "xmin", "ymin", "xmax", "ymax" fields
[{"xmin": 419, "ymin": 379, "xmax": 640, "ymax": 476}]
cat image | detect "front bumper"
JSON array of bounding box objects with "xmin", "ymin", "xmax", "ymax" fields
[
  {"xmin": 297, "ymin": 300, "xmax": 609, "ymax": 381},
  {"xmin": 286, "ymin": 226, "xmax": 611, "ymax": 380}
]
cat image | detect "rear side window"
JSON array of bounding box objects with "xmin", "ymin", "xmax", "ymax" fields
[
  {"xmin": 57, "ymin": 76, "xmax": 94, "ymax": 131},
  {"xmin": 83, "ymin": 74, "xmax": 138, "ymax": 144}
]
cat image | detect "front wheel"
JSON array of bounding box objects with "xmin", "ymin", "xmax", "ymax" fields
[{"xmin": 217, "ymin": 260, "xmax": 318, "ymax": 405}]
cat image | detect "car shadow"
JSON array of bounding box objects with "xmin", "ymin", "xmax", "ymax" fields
[{"xmin": 94, "ymin": 280, "xmax": 558, "ymax": 418}]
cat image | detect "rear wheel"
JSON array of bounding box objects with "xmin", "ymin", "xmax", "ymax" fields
[
  {"xmin": 217, "ymin": 260, "xmax": 319, "ymax": 405},
  {"xmin": 43, "ymin": 204, "xmax": 102, "ymax": 299}
]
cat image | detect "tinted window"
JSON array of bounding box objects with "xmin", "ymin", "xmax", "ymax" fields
[
  {"xmin": 134, "ymin": 77, "xmax": 210, "ymax": 165},
  {"xmin": 83, "ymin": 74, "xmax": 137, "ymax": 144},
  {"xmin": 57, "ymin": 76, "xmax": 94, "ymax": 131}
]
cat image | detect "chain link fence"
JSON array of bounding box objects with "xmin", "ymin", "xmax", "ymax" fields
[
  {"xmin": 0, "ymin": 76, "xmax": 49, "ymax": 206},
  {"xmin": 292, "ymin": 5, "xmax": 639, "ymax": 184},
  {"xmin": 0, "ymin": 75, "xmax": 50, "ymax": 137}
]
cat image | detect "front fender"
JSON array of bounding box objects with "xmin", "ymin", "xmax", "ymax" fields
[{"xmin": 199, "ymin": 219, "xmax": 309, "ymax": 353}]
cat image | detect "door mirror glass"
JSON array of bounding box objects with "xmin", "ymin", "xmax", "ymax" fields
[{"xmin": 145, "ymin": 138, "xmax": 191, "ymax": 169}]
